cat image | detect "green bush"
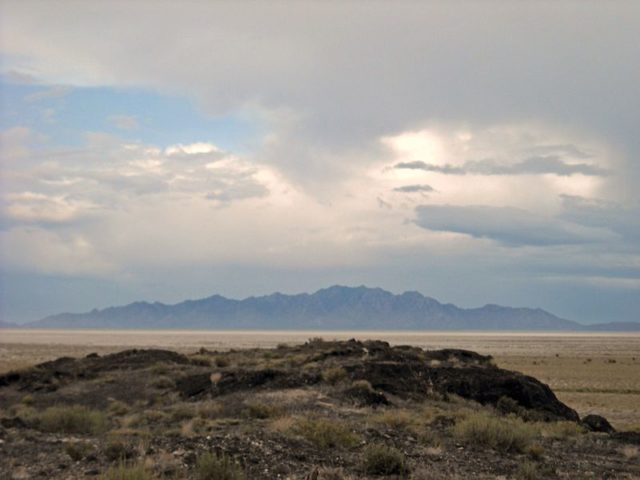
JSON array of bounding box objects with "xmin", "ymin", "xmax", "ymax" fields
[
  {"xmin": 195, "ymin": 452, "xmax": 245, "ymax": 480},
  {"xmin": 38, "ymin": 405, "xmax": 108, "ymax": 434},
  {"xmin": 100, "ymin": 462, "xmax": 152, "ymax": 480},
  {"xmin": 362, "ymin": 443, "xmax": 408, "ymax": 476},
  {"xmin": 295, "ymin": 418, "xmax": 359, "ymax": 449},
  {"xmin": 453, "ymin": 411, "xmax": 535, "ymax": 453}
]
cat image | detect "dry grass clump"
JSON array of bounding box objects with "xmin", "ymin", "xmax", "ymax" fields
[
  {"xmin": 322, "ymin": 366, "xmax": 348, "ymax": 385},
  {"xmin": 621, "ymin": 445, "xmax": 639, "ymax": 461},
  {"xmin": 361, "ymin": 443, "xmax": 408, "ymax": 476},
  {"xmin": 190, "ymin": 355, "xmax": 212, "ymax": 367},
  {"xmin": 150, "ymin": 376, "xmax": 175, "ymax": 389},
  {"xmin": 100, "ymin": 462, "xmax": 152, "ymax": 480},
  {"xmin": 243, "ymin": 400, "xmax": 280, "ymax": 419},
  {"xmin": 37, "ymin": 405, "xmax": 108, "ymax": 434},
  {"xmin": 373, "ymin": 409, "xmax": 414, "ymax": 430},
  {"xmin": 198, "ymin": 401, "xmax": 224, "ymax": 419},
  {"xmin": 65, "ymin": 441, "xmax": 94, "ymax": 461},
  {"xmin": 524, "ymin": 442, "xmax": 544, "ymax": 460},
  {"xmin": 294, "ymin": 418, "xmax": 360, "ymax": 449},
  {"xmin": 315, "ymin": 467, "xmax": 356, "ymax": 479},
  {"xmin": 214, "ymin": 356, "xmax": 230, "ymax": 368},
  {"xmin": 108, "ymin": 400, "xmax": 131, "ymax": 416},
  {"xmin": 195, "ymin": 452, "xmax": 245, "ymax": 480},
  {"xmin": 515, "ymin": 461, "xmax": 539, "ymax": 480},
  {"xmin": 453, "ymin": 411, "xmax": 535, "ymax": 453},
  {"xmin": 169, "ymin": 403, "xmax": 197, "ymax": 422},
  {"xmin": 104, "ymin": 439, "xmax": 136, "ymax": 461},
  {"xmin": 539, "ymin": 421, "xmax": 584, "ymax": 439}
]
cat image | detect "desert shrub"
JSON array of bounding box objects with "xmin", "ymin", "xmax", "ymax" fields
[
  {"xmin": 516, "ymin": 461, "xmax": 539, "ymax": 480},
  {"xmin": 65, "ymin": 441, "xmax": 94, "ymax": 461},
  {"xmin": 316, "ymin": 467, "xmax": 354, "ymax": 479},
  {"xmin": 191, "ymin": 355, "xmax": 212, "ymax": 366},
  {"xmin": 362, "ymin": 443, "xmax": 408, "ymax": 476},
  {"xmin": 195, "ymin": 452, "xmax": 245, "ymax": 480},
  {"xmin": 539, "ymin": 421, "xmax": 584, "ymax": 439},
  {"xmin": 37, "ymin": 405, "xmax": 108, "ymax": 434},
  {"xmin": 525, "ymin": 442, "xmax": 544, "ymax": 460},
  {"xmin": 149, "ymin": 363, "xmax": 170, "ymax": 375},
  {"xmin": 373, "ymin": 409, "xmax": 413, "ymax": 430},
  {"xmin": 169, "ymin": 404, "xmax": 196, "ymax": 422},
  {"xmin": 100, "ymin": 462, "xmax": 152, "ymax": 480},
  {"xmin": 214, "ymin": 356, "xmax": 230, "ymax": 368},
  {"xmin": 496, "ymin": 396, "xmax": 521, "ymax": 415},
  {"xmin": 20, "ymin": 394, "xmax": 34, "ymax": 405},
  {"xmin": 104, "ymin": 439, "xmax": 136, "ymax": 461},
  {"xmin": 322, "ymin": 366, "xmax": 348, "ymax": 385},
  {"xmin": 244, "ymin": 401, "xmax": 279, "ymax": 419},
  {"xmin": 108, "ymin": 400, "xmax": 130, "ymax": 416},
  {"xmin": 150, "ymin": 376, "xmax": 175, "ymax": 389},
  {"xmin": 198, "ymin": 401, "xmax": 224, "ymax": 419},
  {"xmin": 295, "ymin": 418, "xmax": 359, "ymax": 449},
  {"xmin": 351, "ymin": 379, "xmax": 373, "ymax": 392},
  {"xmin": 453, "ymin": 411, "xmax": 535, "ymax": 453}
]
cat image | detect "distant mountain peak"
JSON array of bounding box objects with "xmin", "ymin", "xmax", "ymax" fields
[{"xmin": 22, "ymin": 285, "xmax": 640, "ymax": 332}]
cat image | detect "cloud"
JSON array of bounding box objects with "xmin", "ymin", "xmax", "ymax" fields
[
  {"xmin": 108, "ymin": 114, "xmax": 139, "ymax": 130},
  {"xmin": 1, "ymin": 3, "xmax": 639, "ymax": 323},
  {"xmin": 1, "ymin": 138, "xmax": 275, "ymax": 231},
  {"xmin": 560, "ymin": 195, "xmax": 640, "ymax": 245},
  {"xmin": 2, "ymin": 3, "xmax": 638, "ymax": 183},
  {"xmin": 394, "ymin": 156, "xmax": 606, "ymax": 177},
  {"xmin": 414, "ymin": 204, "xmax": 611, "ymax": 246},
  {"xmin": 393, "ymin": 184, "xmax": 434, "ymax": 193},
  {"xmin": 395, "ymin": 161, "xmax": 466, "ymax": 174}
]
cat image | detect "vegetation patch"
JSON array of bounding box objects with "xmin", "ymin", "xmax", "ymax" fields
[
  {"xmin": 64, "ymin": 441, "xmax": 94, "ymax": 461},
  {"xmin": 362, "ymin": 443, "xmax": 408, "ymax": 476},
  {"xmin": 37, "ymin": 405, "xmax": 108, "ymax": 434},
  {"xmin": 453, "ymin": 411, "xmax": 535, "ymax": 453},
  {"xmin": 322, "ymin": 366, "xmax": 348, "ymax": 385},
  {"xmin": 100, "ymin": 462, "xmax": 152, "ymax": 480},
  {"xmin": 294, "ymin": 418, "xmax": 359, "ymax": 449},
  {"xmin": 195, "ymin": 452, "xmax": 246, "ymax": 480}
]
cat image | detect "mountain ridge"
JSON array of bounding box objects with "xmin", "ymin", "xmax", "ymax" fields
[{"xmin": 18, "ymin": 285, "xmax": 639, "ymax": 331}]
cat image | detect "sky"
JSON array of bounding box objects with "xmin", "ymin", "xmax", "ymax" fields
[{"xmin": 1, "ymin": 1, "xmax": 639, "ymax": 324}]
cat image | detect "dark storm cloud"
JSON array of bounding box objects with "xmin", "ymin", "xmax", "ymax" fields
[
  {"xmin": 414, "ymin": 204, "xmax": 609, "ymax": 247},
  {"xmin": 395, "ymin": 156, "xmax": 607, "ymax": 177},
  {"xmin": 393, "ymin": 184, "xmax": 435, "ymax": 193}
]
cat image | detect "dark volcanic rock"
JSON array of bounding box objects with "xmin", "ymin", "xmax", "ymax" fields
[
  {"xmin": 176, "ymin": 373, "xmax": 212, "ymax": 398},
  {"xmin": 0, "ymin": 349, "xmax": 191, "ymax": 393},
  {"xmin": 0, "ymin": 416, "xmax": 27, "ymax": 429},
  {"xmin": 332, "ymin": 340, "xmax": 578, "ymax": 421},
  {"xmin": 428, "ymin": 367, "xmax": 579, "ymax": 421},
  {"xmin": 582, "ymin": 414, "xmax": 615, "ymax": 433}
]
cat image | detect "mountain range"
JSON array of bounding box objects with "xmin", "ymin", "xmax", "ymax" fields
[{"xmin": 17, "ymin": 285, "xmax": 640, "ymax": 331}]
